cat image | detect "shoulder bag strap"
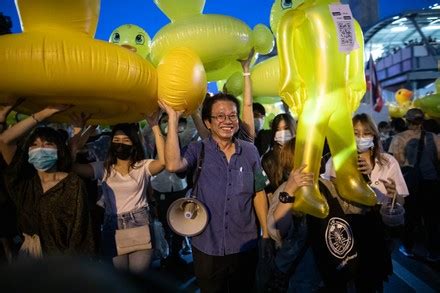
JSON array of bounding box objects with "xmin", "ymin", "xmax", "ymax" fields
[
  {"xmin": 191, "ymin": 142, "xmax": 205, "ymax": 198},
  {"xmin": 415, "ymin": 130, "xmax": 425, "ymax": 166}
]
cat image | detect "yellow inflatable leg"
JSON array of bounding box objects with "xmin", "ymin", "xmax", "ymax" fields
[
  {"xmin": 293, "ymin": 99, "xmax": 330, "ymax": 218},
  {"xmin": 326, "ymin": 91, "xmax": 377, "ymax": 206}
]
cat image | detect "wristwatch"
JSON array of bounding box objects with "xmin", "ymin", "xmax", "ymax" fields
[{"xmin": 279, "ymin": 191, "xmax": 295, "ymax": 203}]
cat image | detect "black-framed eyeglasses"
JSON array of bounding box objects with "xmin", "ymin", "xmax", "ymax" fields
[{"xmin": 210, "ymin": 113, "xmax": 239, "ymax": 122}]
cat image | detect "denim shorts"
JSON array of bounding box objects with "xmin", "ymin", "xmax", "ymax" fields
[{"xmin": 103, "ymin": 207, "xmax": 151, "ymax": 231}]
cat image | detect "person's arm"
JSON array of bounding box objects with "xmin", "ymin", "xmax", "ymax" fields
[
  {"xmin": 146, "ymin": 110, "xmax": 165, "ymax": 175},
  {"xmin": 253, "ymin": 190, "xmax": 269, "ymax": 238},
  {"xmin": 379, "ymin": 177, "xmax": 404, "ymax": 205},
  {"xmin": 0, "ymin": 98, "xmax": 24, "ymax": 134},
  {"xmin": 273, "ymin": 165, "xmax": 313, "ymax": 233},
  {"xmin": 191, "ymin": 109, "xmax": 210, "ymax": 139},
  {"xmin": 0, "ymin": 105, "xmax": 70, "ymax": 165},
  {"xmin": 158, "ymin": 101, "xmax": 188, "ymax": 173},
  {"xmin": 239, "ymin": 49, "xmax": 255, "ymax": 140},
  {"xmin": 68, "ymin": 112, "xmax": 96, "ymax": 179}
]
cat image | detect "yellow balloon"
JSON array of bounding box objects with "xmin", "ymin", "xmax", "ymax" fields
[
  {"xmin": 253, "ymin": 24, "xmax": 275, "ymax": 55},
  {"xmin": 151, "ymin": 0, "xmax": 274, "ymax": 81},
  {"xmin": 154, "ymin": 0, "xmax": 205, "ymax": 22},
  {"xmin": 109, "ymin": 24, "xmax": 151, "ymax": 59},
  {"xmin": 0, "ymin": 0, "xmax": 158, "ymax": 124},
  {"xmin": 225, "ymin": 56, "xmax": 280, "ymax": 97},
  {"xmin": 278, "ymin": 0, "xmax": 376, "ymax": 218},
  {"xmin": 414, "ymin": 94, "xmax": 440, "ymax": 118},
  {"xmin": 158, "ymin": 48, "xmax": 207, "ymax": 115},
  {"xmin": 224, "ymin": 72, "xmax": 243, "ymax": 97}
]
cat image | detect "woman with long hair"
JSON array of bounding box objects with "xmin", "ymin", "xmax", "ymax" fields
[
  {"xmin": 73, "ymin": 112, "xmax": 165, "ymax": 273},
  {"xmin": 323, "ymin": 113, "xmax": 409, "ymax": 204},
  {"xmin": 261, "ymin": 113, "xmax": 296, "ymax": 195}
]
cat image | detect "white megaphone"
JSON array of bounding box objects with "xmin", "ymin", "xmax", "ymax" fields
[{"xmin": 167, "ymin": 197, "xmax": 209, "ymax": 237}]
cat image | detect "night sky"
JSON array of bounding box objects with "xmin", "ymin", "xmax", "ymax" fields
[{"xmin": 0, "ymin": 0, "xmax": 439, "ymax": 40}]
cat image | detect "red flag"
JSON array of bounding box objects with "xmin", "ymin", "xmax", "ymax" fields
[{"xmin": 368, "ymin": 54, "xmax": 384, "ymax": 112}]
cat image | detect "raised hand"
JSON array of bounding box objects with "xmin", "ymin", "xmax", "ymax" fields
[
  {"xmin": 284, "ymin": 164, "xmax": 314, "ymax": 195},
  {"xmin": 158, "ymin": 100, "xmax": 184, "ymax": 120},
  {"xmin": 0, "ymin": 97, "xmax": 25, "ymax": 122},
  {"xmin": 238, "ymin": 48, "xmax": 255, "ymax": 72},
  {"xmin": 145, "ymin": 109, "xmax": 163, "ymax": 128},
  {"xmin": 379, "ymin": 178, "xmax": 397, "ymax": 197},
  {"xmin": 357, "ymin": 156, "xmax": 373, "ymax": 175},
  {"xmin": 42, "ymin": 104, "xmax": 73, "ymax": 117},
  {"xmin": 70, "ymin": 112, "xmax": 92, "ymax": 129}
]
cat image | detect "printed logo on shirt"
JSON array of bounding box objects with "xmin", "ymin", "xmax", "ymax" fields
[{"xmin": 325, "ymin": 217, "xmax": 354, "ymax": 259}]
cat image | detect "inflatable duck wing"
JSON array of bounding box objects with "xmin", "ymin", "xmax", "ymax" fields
[
  {"xmin": 150, "ymin": 0, "xmax": 274, "ymax": 82},
  {"xmin": 0, "ymin": 0, "xmax": 157, "ymax": 124}
]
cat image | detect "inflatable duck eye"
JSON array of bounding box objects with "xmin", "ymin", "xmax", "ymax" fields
[
  {"xmin": 135, "ymin": 34, "xmax": 145, "ymax": 45},
  {"xmin": 281, "ymin": 0, "xmax": 293, "ymax": 9},
  {"xmin": 112, "ymin": 32, "xmax": 120, "ymax": 43}
]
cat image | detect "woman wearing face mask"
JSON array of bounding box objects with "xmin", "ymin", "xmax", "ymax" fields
[
  {"xmin": 322, "ymin": 113, "xmax": 409, "ymax": 205},
  {"xmin": 0, "ymin": 105, "xmax": 95, "ymax": 257},
  {"xmin": 321, "ymin": 113, "xmax": 409, "ymax": 292},
  {"xmin": 72, "ymin": 112, "xmax": 165, "ymax": 273},
  {"xmin": 261, "ymin": 113, "xmax": 296, "ymax": 195}
]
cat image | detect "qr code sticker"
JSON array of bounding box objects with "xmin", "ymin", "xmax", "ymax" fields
[{"xmin": 337, "ymin": 21, "xmax": 353, "ymax": 46}]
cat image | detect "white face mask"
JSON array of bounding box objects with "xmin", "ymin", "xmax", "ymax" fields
[
  {"xmin": 274, "ymin": 130, "xmax": 293, "ymax": 145},
  {"xmin": 254, "ymin": 118, "xmax": 264, "ymax": 133},
  {"xmin": 356, "ymin": 136, "xmax": 374, "ymax": 152}
]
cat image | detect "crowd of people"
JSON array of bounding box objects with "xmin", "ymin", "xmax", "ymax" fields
[{"xmin": 1, "ymin": 86, "xmax": 439, "ymax": 292}]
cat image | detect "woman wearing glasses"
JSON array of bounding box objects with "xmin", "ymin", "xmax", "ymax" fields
[{"xmin": 160, "ymin": 93, "xmax": 269, "ymax": 292}]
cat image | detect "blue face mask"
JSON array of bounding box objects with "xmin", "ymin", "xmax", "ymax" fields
[{"xmin": 28, "ymin": 147, "xmax": 58, "ymax": 171}]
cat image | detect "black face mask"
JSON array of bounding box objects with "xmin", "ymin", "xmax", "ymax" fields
[{"xmin": 111, "ymin": 142, "xmax": 134, "ymax": 160}]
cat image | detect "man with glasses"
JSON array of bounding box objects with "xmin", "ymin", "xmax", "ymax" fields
[{"xmin": 160, "ymin": 93, "xmax": 269, "ymax": 292}]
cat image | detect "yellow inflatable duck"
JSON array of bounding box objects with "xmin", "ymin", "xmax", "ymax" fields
[
  {"xmin": 109, "ymin": 24, "xmax": 151, "ymax": 60},
  {"xmin": 150, "ymin": 0, "xmax": 274, "ymax": 81},
  {"xmin": 277, "ymin": 0, "xmax": 376, "ymax": 218},
  {"xmin": 387, "ymin": 88, "xmax": 413, "ymax": 118},
  {"xmin": 0, "ymin": 0, "xmax": 158, "ymax": 124},
  {"xmin": 109, "ymin": 24, "xmax": 207, "ymax": 116}
]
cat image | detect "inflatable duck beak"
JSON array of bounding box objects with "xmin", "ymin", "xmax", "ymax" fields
[{"xmin": 121, "ymin": 44, "xmax": 137, "ymax": 53}]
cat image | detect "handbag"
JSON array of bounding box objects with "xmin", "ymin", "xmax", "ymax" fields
[{"xmin": 115, "ymin": 225, "xmax": 152, "ymax": 256}]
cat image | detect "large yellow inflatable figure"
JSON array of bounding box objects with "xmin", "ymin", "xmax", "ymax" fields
[
  {"xmin": 387, "ymin": 88, "xmax": 413, "ymax": 118},
  {"xmin": 0, "ymin": 0, "xmax": 157, "ymax": 124},
  {"xmin": 277, "ymin": 0, "xmax": 376, "ymax": 218},
  {"xmin": 150, "ymin": 0, "xmax": 274, "ymax": 81}
]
